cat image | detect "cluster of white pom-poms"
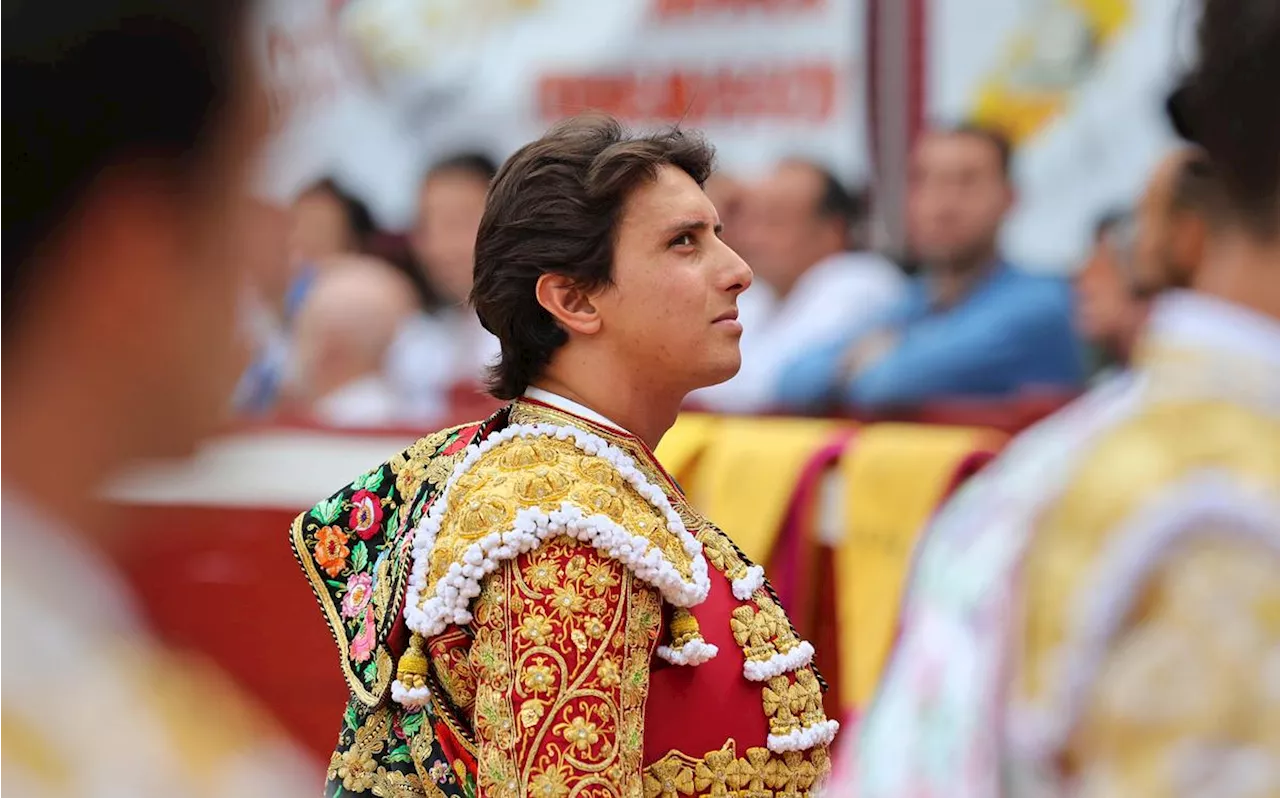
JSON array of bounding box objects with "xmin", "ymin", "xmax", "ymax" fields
[{"xmin": 402, "ymin": 422, "xmax": 711, "ymax": 641}]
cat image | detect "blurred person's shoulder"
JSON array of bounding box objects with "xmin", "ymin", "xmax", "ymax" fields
[
  {"xmin": 3, "ymin": 495, "xmax": 315, "ymax": 797},
  {"xmin": 289, "ymin": 408, "xmax": 509, "ymax": 706}
]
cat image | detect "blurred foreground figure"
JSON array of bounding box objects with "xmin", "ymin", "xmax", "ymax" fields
[
  {"xmin": 2, "ymin": 2, "xmax": 313, "ymax": 795},
  {"xmin": 292, "ymin": 115, "xmax": 836, "ymax": 797},
  {"xmin": 835, "ymin": 1, "xmax": 1280, "ymax": 795}
]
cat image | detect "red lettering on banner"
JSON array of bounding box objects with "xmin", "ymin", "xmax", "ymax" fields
[
  {"xmin": 653, "ymin": 0, "xmax": 824, "ymax": 18},
  {"xmin": 538, "ymin": 64, "xmax": 837, "ymax": 123}
]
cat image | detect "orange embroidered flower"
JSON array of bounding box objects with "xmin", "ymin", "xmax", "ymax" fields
[
  {"xmin": 560, "ymin": 715, "xmax": 600, "ymax": 752},
  {"xmin": 314, "ymin": 526, "xmax": 350, "ymax": 577}
]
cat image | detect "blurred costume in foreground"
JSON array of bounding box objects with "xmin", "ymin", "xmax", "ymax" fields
[
  {"xmin": 834, "ymin": 2, "xmax": 1280, "ymax": 794},
  {"xmin": 4, "ymin": 499, "xmax": 314, "ymax": 796},
  {"xmin": 294, "ymin": 117, "xmax": 836, "ymax": 797}
]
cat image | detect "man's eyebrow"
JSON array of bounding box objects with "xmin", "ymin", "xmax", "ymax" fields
[{"xmin": 662, "ymin": 218, "xmax": 723, "ymax": 237}]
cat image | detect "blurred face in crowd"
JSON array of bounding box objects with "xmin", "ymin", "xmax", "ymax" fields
[
  {"xmin": 1133, "ymin": 149, "xmax": 1205, "ymax": 295},
  {"xmin": 907, "ymin": 131, "xmax": 1013, "ymax": 270},
  {"xmin": 737, "ymin": 162, "xmax": 846, "ymax": 294},
  {"xmin": 289, "ymin": 185, "xmax": 357, "ymax": 267},
  {"xmin": 413, "ymin": 168, "xmax": 489, "ymax": 306},
  {"xmin": 1076, "ymin": 220, "xmax": 1148, "ymax": 361},
  {"xmin": 585, "ymin": 165, "xmax": 753, "ymax": 393},
  {"xmin": 702, "ymin": 173, "xmax": 747, "ymax": 254}
]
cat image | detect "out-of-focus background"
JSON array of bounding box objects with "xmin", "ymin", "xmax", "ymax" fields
[{"xmin": 100, "ymin": 0, "xmax": 1189, "ymax": 772}]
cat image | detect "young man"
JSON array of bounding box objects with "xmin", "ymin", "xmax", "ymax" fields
[
  {"xmin": 3, "ymin": 2, "xmax": 312, "ymax": 795},
  {"xmin": 292, "ymin": 115, "xmax": 838, "ymax": 797},
  {"xmin": 834, "ymin": 0, "xmax": 1280, "ymax": 795}
]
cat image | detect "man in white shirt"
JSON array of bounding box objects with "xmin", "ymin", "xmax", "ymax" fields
[{"xmin": 690, "ymin": 159, "xmax": 906, "ymax": 412}]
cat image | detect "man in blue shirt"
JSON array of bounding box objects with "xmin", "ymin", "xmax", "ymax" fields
[{"xmin": 777, "ymin": 123, "xmax": 1085, "ymax": 411}]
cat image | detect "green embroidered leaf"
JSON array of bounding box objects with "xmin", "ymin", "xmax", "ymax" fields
[
  {"xmin": 362, "ymin": 659, "xmax": 378, "ymax": 682},
  {"xmin": 354, "ymin": 468, "xmax": 385, "ymax": 492},
  {"xmin": 314, "ymin": 495, "xmax": 344, "ymax": 525},
  {"xmin": 385, "ymin": 506, "xmax": 403, "ymax": 537},
  {"xmin": 401, "ymin": 710, "xmax": 425, "ymax": 737},
  {"xmin": 343, "ymin": 703, "xmax": 359, "ymax": 732},
  {"xmin": 351, "ymin": 540, "xmax": 369, "ymax": 572},
  {"xmin": 384, "ymin": 744, "xmax": 413, "ymax": 763},
  {"xmin": 326, "ymin": 579, "xmax": 346, "ymax": 590}
]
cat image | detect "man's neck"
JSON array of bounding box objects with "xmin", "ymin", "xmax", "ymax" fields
[
  {"xmin": 531, "ymin": 369, "xmax": 682, "ymax": 450},
  {"xmin": 1195, "ymin": 230, "xmax": 1280, "ymax": 323},
  {"xmin": 929, "ymin": 251, "xmax": 998, "ymax": 309}
]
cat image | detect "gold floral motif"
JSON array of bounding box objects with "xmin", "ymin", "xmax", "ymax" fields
[
  {"xmin": 473, "ymin": 533, "xmax": 660, "ymax": 798},
  {"xmin": 529, "ymin": 763, "xmax": 574, "ymax": 798},
  {"xmin": 326, "ymin": 708, "xmax": 433, "ymax": 796},
  {"xmin": 642, "ymin": 742, "xmax": 829, "ymax": 797}
]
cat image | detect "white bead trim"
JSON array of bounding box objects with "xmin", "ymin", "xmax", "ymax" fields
[
  {"xmin": 402, "ymin": 423, "xmax": 710, "ymax": 643},
  {"xmin": 390, "ymin": 680, "xmax": 431, "ymax": 709},
  {"xmin": 768, "ymin": 718, "xmax": 841, "ymax": 753},
  {"xmin": 731, "ymin": 565, "xmax": 766, "ymax": 601},
  {"xmin": 656, "ymin": 638, "xmax": 720, "ymax": 666},
  {"xmin": 743, "ymin": 640, "xmax": 815, "ymax": 682}
]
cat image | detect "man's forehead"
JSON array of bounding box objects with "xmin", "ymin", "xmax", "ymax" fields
[
  {"xmin": 916, "ymin": 132, "xmax": 1001, "ymax": 168},
  {"xmin": 623, "ymin": 165, "xmax": 718, "ymax": 226}
]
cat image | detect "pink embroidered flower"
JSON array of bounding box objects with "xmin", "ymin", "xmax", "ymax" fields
[
  {"xmin": 351, "ymin": 607, "xmax": 376, "ymax": 663},
  {"xmin": 342, "ymin": 573, "xmax": 374, "ymax": 618},
  {"xmin": 349, "ymin": 490, "xmax": 384, "ymax": 541}
]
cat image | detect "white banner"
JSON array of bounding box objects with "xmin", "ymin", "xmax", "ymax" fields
[
  {"xmin": 927, "ymin": 0, "xmax": 1190, "ymax": 271},
  {"xmin": 256, "ymin": 0, "xmax": 869, "ymax": 227}
]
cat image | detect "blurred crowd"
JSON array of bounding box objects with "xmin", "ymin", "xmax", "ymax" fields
[{"xmin": 249, "ymin": 119, "xmax": 1198, "ymax": 430}]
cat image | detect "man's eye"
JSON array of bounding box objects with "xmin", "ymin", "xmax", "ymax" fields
[{"xmin": 670, "ymin": 233, "xmax": 695, "ymax": 247}]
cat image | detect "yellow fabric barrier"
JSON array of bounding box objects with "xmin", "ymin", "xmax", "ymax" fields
[
  {"xmin": 837, "ymin": 423, "xmax": 1005, "ymax": 711},
  {"xmin": 654, "ymin": 413, "xmax": 722, "ymax": 488},
  {"xmin": 684, "ymin": 416, "xmax": 846, "ymax": 566}
]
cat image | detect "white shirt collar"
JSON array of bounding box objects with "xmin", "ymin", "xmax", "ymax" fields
[
  {"xmin": 1146, "ymin": 290, "xmax": 1280, "ymax": 370},
  {"xmin": 522, "ymin": 387, "xmax": 629, "ymax": 433}
]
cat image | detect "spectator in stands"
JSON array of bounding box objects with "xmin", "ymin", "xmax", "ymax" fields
[
  {"xmin": 388, "ymin": 153, "xmax": 502, "ymax": 423},
  {"xmin": 777, "ymin": 123, "xmax": 1084, "ymax": 411},
  {"xmin": 703, "ymin": 171, "xmax": 748, "ymax": 254},
  {"xmin": 691, "ymin": 159, "xmax": 906, "ymax": 412},
  {"xmin": 289, "ymin": 177, "xmax": 376, "ymax": 267},
  {"xmin": 290, "ymin": 256, "xmax": 418, "ymax": 428},
  {"xmin": 236, "ymin": 178, "xmax": 377, "ymax": 416},
  {"xmin": 1075, "ymin": 209, "xmax": 1146, "ymax": 378}
]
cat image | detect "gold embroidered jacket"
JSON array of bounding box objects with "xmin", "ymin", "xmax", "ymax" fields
[{"xmin": 292, "ymin": 399, "xmax": 837, "ymax": 798}]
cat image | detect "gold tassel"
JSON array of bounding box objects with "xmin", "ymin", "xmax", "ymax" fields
[
  {"xmin": 396, "ymin": 633, "xmax": 430, "ymax": 689},
  {"xmin": 668, "ymin": 607, "xmax": 703, "ymax": 648}
]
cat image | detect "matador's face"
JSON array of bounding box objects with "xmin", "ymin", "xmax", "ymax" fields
[{"xmin": 591, "ymin": 164, "xmax": 754, "ymax": 395}]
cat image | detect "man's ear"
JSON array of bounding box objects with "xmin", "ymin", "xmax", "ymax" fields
[
  {"xmin": 535, "ymin": 273, "xmax": 601, "ymax": 335},
  {"xmin": 1171, "ymin": 211, "xmax": 1208, "ymax": 285}
]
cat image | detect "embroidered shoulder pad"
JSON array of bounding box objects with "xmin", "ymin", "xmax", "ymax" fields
[
  {"xmin": 403, "ymin": 422, "xmax": 711, "ymax": 638},
  {"xmin": 290, "ymin": 415, "xmax": 502, "ymax": 706}
]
